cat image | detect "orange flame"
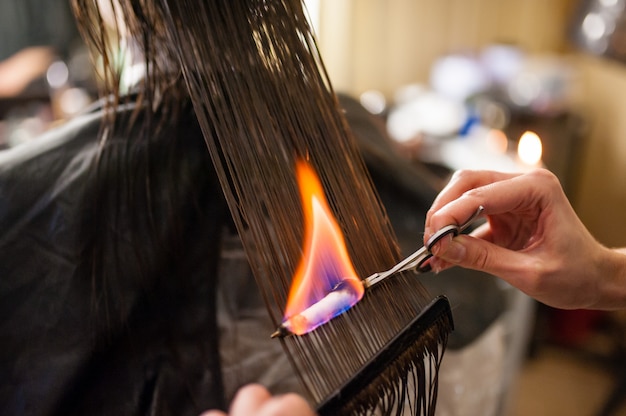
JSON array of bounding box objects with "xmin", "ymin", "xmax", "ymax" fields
[{"xmin": 284, "ymin": 160, "xmax": 364, "ymax": 334}]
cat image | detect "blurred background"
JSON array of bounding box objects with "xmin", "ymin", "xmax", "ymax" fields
[
  {"xmin": 1, "ymin": 0, "xmax": 626, "ymax": 415},
  {"xmin": 0, "ymin": 0, "xmax": 96, "ymax": 148}
]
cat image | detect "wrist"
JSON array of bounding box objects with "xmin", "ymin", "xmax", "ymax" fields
[{"xmin": 595, "ymin": 247, "xmax": 626, "ymax": 310}]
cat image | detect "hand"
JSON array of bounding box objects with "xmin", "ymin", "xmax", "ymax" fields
[
  {"xmin": 424, "ymin": 169, "xmax": 626, "ymax": 310},
  {"xmin": 201, "ymin": 384, "xmax": 316, "ymax": 416},
  {"xmin": 0, "ymin": 47, "xmax": 55, "ymax": 98}
]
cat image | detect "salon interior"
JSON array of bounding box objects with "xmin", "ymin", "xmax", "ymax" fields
[{"xmin": 1, "ymin": 0, "xmax": 626, "ymax": 415}]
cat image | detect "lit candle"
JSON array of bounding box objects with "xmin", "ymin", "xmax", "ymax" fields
[{"xmin": 517, "ymin": 130, "xmax": 543, "ymax": 167}]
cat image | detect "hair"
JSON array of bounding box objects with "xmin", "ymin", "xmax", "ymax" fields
[
  {"xmin": 70, "ymin": 0, "xmax": 226, "ymax": 332},
  {"xmin": 70, "ymin": 1, "xmax": 445, "ymax": 414},
  {"xmin": 71, "ymin": 0, "xmax": 186, "ymax": 125}
]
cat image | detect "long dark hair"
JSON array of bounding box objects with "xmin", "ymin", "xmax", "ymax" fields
[
  {"xmin": 70, "ymin": 2, "xmax": 445, "ymax": 414},
  {"xmin": 70, "ymin": 0, "xmax": 224, "ymax": 330}
]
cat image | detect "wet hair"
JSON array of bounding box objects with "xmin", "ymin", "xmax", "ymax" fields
[
  {"xmin": 71, "ymin": 1, "xmax": 445, "ymax": 414},
  {"xmin": 71, "ymin": 0, "xmax": 186, "ymax": 128},
  {"xmin": 70, "ymin": 0, "xmax": 224, "ymax": 331}
]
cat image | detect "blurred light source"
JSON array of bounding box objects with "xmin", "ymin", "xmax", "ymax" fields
[
  {"xmin": 46, "ymin": 61, "xmax": 69, "ymax": 89},
  {"xmin": 430, "ymin": 54, "xmax": 489, "ymax": 101},
  {"xmin": 393, "ymin": 83, "xmax": 426, "ymax": 106},
  {"xmin": 387, "ymin": 91, "xmax": 468, "ymax": 141},
  {"xmin": 571, "ymin": 0, "xmax": 626, "ymax": 60},
  {"xmin": 359, "ymin": 90, "xmax": 386, "ymax": 115},
  {"xmin": 59, "ymin": 88, "xmax": 91, "ymax": 117},
  {"xmin": 480, "ymin": 44, "xmax": 525, "ymax": 86},
  {"xmin": 600, "ymin": 0, "xmax": 620, "ymax": 9},
  {"xmin": 517, "ymin": 131, "xmax": 543, "ymax": 166},
  {"xmin": 582, "ymin": 12, "xmax": 608, "ymax": 41},
  {"xmin": 508, "ymin": 74, "xmax": 541, "ymax": 107}
]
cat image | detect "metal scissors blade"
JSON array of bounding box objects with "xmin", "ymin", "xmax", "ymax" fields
[{"xmin": 362, "ymin": 205, "xmax": 484, "ymax": 289}]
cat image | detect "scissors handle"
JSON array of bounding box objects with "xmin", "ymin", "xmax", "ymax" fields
[
  {"xmin": 425, "ymin": 205, "xmax": 485, "ymax": 251},
  {"xmin": 363, "ymin": 205, "xmax": 484, "ymax": 289}
]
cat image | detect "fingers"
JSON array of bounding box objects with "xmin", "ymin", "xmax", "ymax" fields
[
  {"xmin": 425, "ymin": 170, "xmax": 517, "ymax": 241},
  {"xmin": 229, "ymin": 384, "xmax": 272, "ymax": 415},
  {"xmin": 425, "ymin": 169, "xmax": 556, "ymax": 244},
  {"xmin": 430, "ymin": 234, "xmax": 533, "ymax": 288},
  {"xmin": 255, "ymin": 393, "xmax": 315, "ymax": 416},
  {"xmin": 425, "ymin": 169, "xmax": 556, "ymax": 280},
  {"xmin": 201, "ymin": 384, "xmax": 316, "ymax": 416},
  {"xmin": 428, "ymin": 170, "xmax": 519, "ymax": 213}
]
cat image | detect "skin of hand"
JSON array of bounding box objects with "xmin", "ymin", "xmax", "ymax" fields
[
  {"xmin": 424, "ymin": 169, "xmax": 626, "ymax": 310},
  {"xmin": 0, "ymin": 47, "xmax": 55, "ymax": 98},
  {"xmin": 200, "ymin": 384, "xmax": 316, "ymax": 416}
]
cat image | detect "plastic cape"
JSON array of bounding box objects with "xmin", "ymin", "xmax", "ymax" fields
[{"xmin": 0, "ymin": 101, "xmax": 230, "ymax": 416}]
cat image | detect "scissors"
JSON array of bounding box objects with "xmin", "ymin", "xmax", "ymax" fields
[{"xmin": 363, "ymin": 205, "xmax": 484, "ymax": 289}]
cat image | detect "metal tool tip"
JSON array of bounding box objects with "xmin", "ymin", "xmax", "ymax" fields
[{"xmin": 270, "ymin": 325, "xmax": 291, "ymax": 338}]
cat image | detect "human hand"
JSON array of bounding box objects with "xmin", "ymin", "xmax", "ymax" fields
[
  {"xmin": 425, "ymin": 169, "xmax": 626, "ymax": 310},
  {"xmin": 200, "ymin": 384, "xmax": 316, "ymax": 416},
  {"xmin": 0, "ymin": 47, "xmax": 55, "ymax": 98}
]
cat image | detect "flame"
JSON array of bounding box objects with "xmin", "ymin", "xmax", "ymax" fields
[
  {"xmin": 284, "ymin": 160, "xmax": 364, "ymax": 334},
  {"xmin": 517, "ymin": 131, "xmax": 543, "ymax": 166}
]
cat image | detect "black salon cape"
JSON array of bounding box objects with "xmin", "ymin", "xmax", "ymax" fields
[{"xmin": 0, "ymin": 101, "xmax": 229, "ymax": 416}]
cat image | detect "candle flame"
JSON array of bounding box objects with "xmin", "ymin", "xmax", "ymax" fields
[
  {"xmin": 284, "ymin": 160, "xmax": 364, "ymax": 335},
  {"xmin": 518, "ymin": 131, "xmax": 543, "ymax": 166}
]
